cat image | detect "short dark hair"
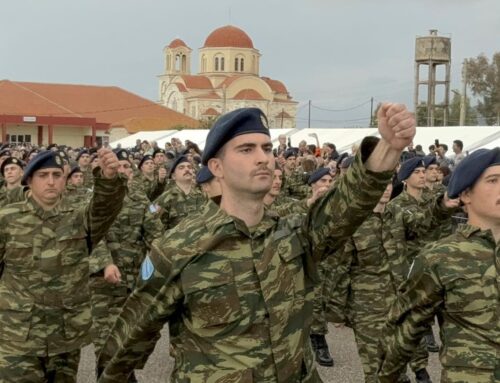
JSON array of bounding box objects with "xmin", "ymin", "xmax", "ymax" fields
[
  {"xmin": 429, "ymin": 144, "xmax": 435, "ymax": 151},
  {"xmin": 325, "ymin": 143, "xmax": 335, "ymax": 150},
  {"xmin": 439, "ymin": 143, "xmax": 448, "ymax": 151},
  {"xmin": 453, "ymin": 140, "xmax": 463, "ymax": 150}
]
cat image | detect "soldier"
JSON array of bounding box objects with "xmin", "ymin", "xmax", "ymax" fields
[
  {"xmin": 0, "ymin": 149, "xmax": 126, "ymax": 382},
  {"xmin": 0, "ymin": 149, "xmax": 12, "ymax": 188},
  {"xmin": 98, "ymin": 104, "xmax": 416, "ymax": 382},
  {"xmin": 89, "ymin": 149, "xmax": 163, "ymax": 381},
  {"xmin": 377, "ymin": 147, "xmax": 500, "ymax": 383},
  {"xmin": 422, "ymin": 155, "xmax": 445, "ymax": 198},
  {"xmin": 282, "ymin": 148, "xmax": 309, "ymax": 199},
  {"xmin": 76, "ymin": 149, "xmax": 94, "ymax": 189},
  {"xmin": 64, "ymin": 166, "xmax": 92, "ymax": 206},
  {"xmin": 0, "ymin": 158, "xmax": 24, "ymax": 207},
  {"xmin": 135, "ymin": 155, "xmax": 167, "ymax": 201},
  {"xmin": 196, "ymin": 166, "xmax": 221, "ymax": 199},
  {"xmin": 153, "ymin": 155, "xmax": 205, "ymax": 231}
]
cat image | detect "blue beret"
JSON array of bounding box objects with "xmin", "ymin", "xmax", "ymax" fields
[
  {"xmin": 340, "ymin": 156, "xmax": 355, "ymax": 169},
  {"xmin": 22, "ymin": 151, "xmax": 64, "ymax": 185},
  {"xmin": 67, "ymin": 166, "xmax": 83, "ymax": 178},
  {"xmin": 114, "ymin": 149, "xmax": 130, "ymax": 162},
  {"xmin": 138, "ymin": 155, "xmax": 153, "ymax": 169},
  {"xmin": 423, "ymin": 155, "xmax": 437, "ymax": 168},
  {"xmin": 196, "ymin": 166, "xmax": 214, "ymax": 185},
  {"xmin": 169, "ymin": 155, "xmax": 190, "ymax": 178},
  {"xmin": 201, "ymin": 108, "xmax": 270, "ymax": 165},
  {"xmin": 0, "ymin": 149, "xmax": 12, "ymax": 158},
  {"xmin": 308, "ymin": 167, "xmax": 331, "ymax": 185},
  {"xmin": 447, "ymin": 147, "xmax": 500, "ymax": 199},
  {"xmin": 1, "ymin": 157, "xmax": 24, "ymax": 176},
  {"xmin": 284, "ymin": 148, "xmax": 299, "ymax": 159},
  {"xmin": 398, "ymin": 157, "xmax": 425, "ymax": 182},
  {"xmin": 76, "ymin": 150, "xmax": 89, "ymax": 161}
]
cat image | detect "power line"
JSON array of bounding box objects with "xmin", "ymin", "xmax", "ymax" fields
[{"xmin": 310, "ymin": 99, "xmax": 372, "ymax": 112}]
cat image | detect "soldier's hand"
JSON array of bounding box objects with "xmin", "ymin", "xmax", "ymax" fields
[
  {"xmin": 442, "ymin": 193, "xmax": 460, "ymax": 209},
  {"xmin": 104, "ymin": 264, "xmax": 121, "ymax": 284},
  {"xmin": 158, "ymin": 167, "xmax": 167, "ymax": 182},
  {"xmin": 377, "ymin": 103, "xmax": 416, "ymax": 151},
  {"xmin": 307, "ymin": 185, "xmax": 329, "ymax": 207},
  {"xmin": 98, "ymin": 148, "xmax": 119, "ymax": 179}
]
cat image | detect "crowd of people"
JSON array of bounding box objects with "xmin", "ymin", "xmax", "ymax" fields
[{"xmin": 0, "ymin": 103, "xmax": 498, "ymax": 383}]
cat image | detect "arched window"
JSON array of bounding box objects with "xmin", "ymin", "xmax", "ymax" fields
[
  {"xmin": 220, "ymin": 57, "xmax": 225, "ymax": 71},
  {"xmin": 175, "ymin": 54, "xmax": 181, "ymax": 71},
  {"xmin": 240, "ymin": 58, "xmax": 244, "ymax": 72},
  {"xmin": 182, "ymin": 55, "xmax": 187, "ymax": 72},
  {"xmin": 214, "ymin": 57, "xmax": 219, "ymax": 71},
  {"xmin": 234, "ymin": 58, "xmax": 239, "ymax": 71}
]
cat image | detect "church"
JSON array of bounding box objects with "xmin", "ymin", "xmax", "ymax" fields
[{"xmin": 157, "ymin": 25, "xmax": 298, "ymax": 128}]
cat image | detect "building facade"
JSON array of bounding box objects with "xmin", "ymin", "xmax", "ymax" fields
[{"xmin": 158, "ymin": 25, "xmax": 298, "ymax": 128}]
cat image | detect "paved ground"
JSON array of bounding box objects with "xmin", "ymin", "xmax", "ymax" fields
[{"xmin": 77, "ymin": 323, "xmax": 442, "ymax": 382}]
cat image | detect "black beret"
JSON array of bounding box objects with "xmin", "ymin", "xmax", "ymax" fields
[
  {"xmin": 423, "ymin": 155, "xmax": 437, "ymax": 168},
  {"xmin": 58, "ymin": 151, "xmax": 70, "ymax": 164},
  {"xmin": 138, "ymin": 155, "xmax": 153, "ymax": 169},
  {"xmin": 47, "ymin": 143, "xmax": 58, "ymax": 150},
  {"xmin": 76, "ymin": 150, "xmax": 90, "ymax": 161},
  {"xmin": 447, "ymin": 148, "xmax": 500, "ymax": 199},
  {"xmin": 114, "ymin": 149, "xmax": 130, "ymax": 162},
  {"xmin": 398, "ymin": 157, "xmax": 425, "ymax": 182},
  {"xmin": 196, "ymin": 166, "xmax": 215, "ymax": 185},
  {"xmin": 166, "ymin": 150, "xmax": 176, "ymax": 159},
  {"xmin": 0, "ymin": 149, "xmax": 12, "ymax": 158},
  {"xmin": 284, "ymin": 148, "xmax": 299, "ymax": 159},
  {"xmin": 21, "ymin": 151, "xmax": 64, "ymax": 185},
  {"xmin": 202, "ymin": 107, "xmax": 270, "ymax": 165},
  {"xmin": 308, "ymin": 167, "xmax": 331, "ymax": 185},
  {"xmin": 153, "ymin": 149, "xmax": 166, "ymax": 158},
  {"xmin": 68, "ymin": 166, "xmax": 83, "ymax": 178},
  {"xmin": 169, "ymin": 155, "xmax": 190, "ymax": 178},
  {"xmin": 0, "ymin": 157, "xmax": 24, "ymax": 176},
  {"xmin": 340, "ymin": 156, "xmax": 355, "ymax": 169},
  {"xmin": 27, "ymin": 149, "xmax": 40, "ymax": 159}
]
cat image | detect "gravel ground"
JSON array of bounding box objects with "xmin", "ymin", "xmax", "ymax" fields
[{"xmin": 78, "ymin": 324, "xmax": 442, "ymax": 383}]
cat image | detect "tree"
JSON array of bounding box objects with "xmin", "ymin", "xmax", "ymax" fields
[
  {"xmin": 466, "ymin": 52, "xmax": 500, "ymax": 125},
  {"xmin": 448, "ymin": 90, "xmax": 478, "ymax": 126},
  {"xmin": 415, "ymin": 102, "xmax": 446, "ymax": 126}
]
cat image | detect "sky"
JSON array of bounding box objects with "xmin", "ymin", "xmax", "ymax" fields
[{"xmin": 2, "ymin": 0, "xmax": 499, "ymax": 128}]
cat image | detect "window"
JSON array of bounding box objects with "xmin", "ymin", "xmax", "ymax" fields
[
  {"xmin": 24, "ymin": 135, "xmax": 31, "ymax": 143},
  {"xmin": 220, "ymin": 57, "xmax": 225, "ymax": 71},
  {"xmin": 235, "ymin": 58, "xmax": 238, "ymax": 71},
  {"xmin": 240, "ymin": 58, "xmax": 244, "ymax": 71},
  {"xmin": 215, "ymin": 57, "xmax": 219, "ymax": 71}
]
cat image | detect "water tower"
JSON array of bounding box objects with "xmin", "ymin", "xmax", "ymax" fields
[{"xmin": 414, "ymin": 30, "xmax": 451, "ymax": 126}]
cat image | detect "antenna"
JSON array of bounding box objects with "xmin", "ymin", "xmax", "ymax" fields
[{"xmin": 228, "ymin": 7, "xmax": 232, "ymax": 25}]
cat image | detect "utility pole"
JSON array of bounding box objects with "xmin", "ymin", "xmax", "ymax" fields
[
  {"xmin": 308, "ymin": 100, "xmax": 311, "ymax": 129},
  {"xmin": 460, "ymin": 59, "xmax": 467, "ymax": 126},
  {"xmin": 370, "ymin": 97, "xmax": 374, "ymax": 127}
]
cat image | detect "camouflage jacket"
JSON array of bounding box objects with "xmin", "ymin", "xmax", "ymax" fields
[
  {"xmin": 98, "ymin": 151, "xmax": 393, "ymax": 383},
  {"xmin": 132, "ymin": 172, "xmax": 168, "ymax": 202},
  {"xmin": 283, "ymin": 170, "xmax": 309, "ymax": 199},
  {"xmin": 0, "ymin": 169, "xmax": 127, "ymax": 356},
  {"xmin": 378, "ymin": 224, "xmax": 500, "ymax": 381},
  {"xmin": 384, "ymin": 189, "xmax": 450, "ymax": 265},
  {"xmin": 89, "ymin": 187, "xmax": 164, "ymax": 291},
  {"xmin": 154, "ymin": 183, "xmax": 206, "ymax": 231},
  {"xmin": 64, "ymin": 184, "xmax": 92, "ymax": 206},
  {"xmin": 423, "ymin": 183, "xmax": 456, "ymax": 241},
  {"xmin": 82, "ymin": 166, "xmax": 94, "ymax": 189},
  {"xmin": 266, "ymin": 195, "xmax": 309, "ymax": 217}
]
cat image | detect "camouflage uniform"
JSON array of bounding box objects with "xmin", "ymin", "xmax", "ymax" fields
[
  {"xmin": 266, "ymin": 195, "xmax": 308, "ymax": 217},
  {"xmin": 64, "ymin": 184, "xmax": 92, "ymax": 206},
  {"xmin": 378, "ymin": 224, "xmax": 500, "ymax": 383},
  {"xmin": 82, "ymin": 166, "xmax": 94, "ymax": 189},
  {"xmin": 423, "ymin": 183, "xmax": 455, "ymax": 241},
  {"xmin": 98, "ymin": 152, "xmax": 393, "ymax": 383},
  {"xmin": 283, "ymin": 170, "xmax": 309, "ymax": 199},
  {"xmin": 154, "ymin": 183, "xmax": 206, "ymax": 231},
  {"xmin": 89, "ymin": 187, "xmax": 163, "ymax": 373},
  {"xmin": 0, "ymin": 170, "xmax": 127, "ymax": 382},
  {"xmin": 131, "ymin": 172, "xmax": 168, "ymax": 202}
]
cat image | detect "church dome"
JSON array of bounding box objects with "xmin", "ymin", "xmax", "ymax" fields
[
  {"xmin": 168, "ymin": 38, "xmax": 188, "ymax": 49},
  {"xmin": 203, "ymin": 25, "xmax": 254, "ymax": 49}
]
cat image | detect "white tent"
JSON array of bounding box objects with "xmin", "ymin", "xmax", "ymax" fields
[{"xmin": 111, "ymin": 131, "xmax": 175, "ymax": 149}]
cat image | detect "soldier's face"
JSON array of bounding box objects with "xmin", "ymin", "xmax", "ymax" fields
[
  {"xmin": 312, "ymin": 175, "xmax": 333, "ymax": 195},
  {"xmin": 209, "ymin": 133, "xmax": 274, "ymax": 197},
  {"xmin": 79, "ymin": 154, "xmax": 90, "ymax": 167},
  {"xmin": 117, "ymin": 160, "xmax": 133, "ymax": 179},
  {"xmin": 69, "ymin": 172, "xmax": 84, "ymax": 187},
  {"xmin": 28, "ymin": 168, "xmax": 66, "ymax": 206},
  {"xmin": 461, "ymin": 165, "xmax": 500, "ymax": 223},
  {"xmin": 426, "ymin": 164, "xmax": 439, "ymax": 183},
  {"xmin": 3, "ymin": 164, "xmax": 23, "ymax": 186},
  {"xmin": 141, "ymin": 160, "xmax": 155, "ymax": 175},
  {"xmin": 285, "ymin": 156, "xmax": 296, "ymax": 170},
  {"xmin": 379, "ymin": 183, "xmax": 393, "ymax": 204},
  {"xmin": 154, "ymin": 153, "xmax": 166, "ymax": 164},
  {"xmin": 406, "ymin": 167, "xmax": 426, "ymax": 189},
  {"xmin": 172, "ymin": 163, "xmax": 193, "ymax": 183},
  {"xmin": 91, "ymin": 158, "xmax": 100, "ymax": 169},
  {"xmin": 270, "ymin": 169, "xmax": 283, "ymax": 197}
]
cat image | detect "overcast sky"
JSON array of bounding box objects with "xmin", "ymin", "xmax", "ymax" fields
[{"xmin": 2, "ymin": 0, "xmax": 499, "ymax": 128}]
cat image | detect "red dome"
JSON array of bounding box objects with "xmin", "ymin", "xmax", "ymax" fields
[
  {"xmin": 168, "ymin": 38, "xmax": 188, "ymax": 49},
  {"xmin": 203, "ymin": 25, "xmax": 254, "ymax": 49}
]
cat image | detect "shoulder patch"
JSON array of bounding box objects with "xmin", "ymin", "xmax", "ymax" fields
[{"xmin": 140, "ymin": 255, "xmax": 155, "ymax": 281}]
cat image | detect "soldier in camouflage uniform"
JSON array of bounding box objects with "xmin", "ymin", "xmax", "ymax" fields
[
  {"xmin": 0, "ymin": 149, "xmax": 126, "ymax": 382},
  {"xmin": 0, "ymin": 157, "xmax": 24, "ymax": 207},
  {"xmin": 89, "ymin": 149, "xmax": 163, "ymax": 380},
  {"xmin": 134, "ymin": 155, "xmax": 168, "ymax": 201},
  {"xmin": 77, "ymin": 149, "xmax": 94, "ymax": 189},
  {"xmin": 98, "ymin": 104, "xmax": 416, "ymax": 382},
  {"xmin": 196, "ymin": 166, "xmax": 222, "ymax": 200},
  {"xmin": 153, "ymin": 155, "xmax": 205, "ymax": 231},
  {"xmin": 64, "ymin": 166, "xmax": 92, "ymax": 206},
  {"xmin": 378, "ymin": 147, "xmax": 500, "ymax": 383},
  {"xmin": 0, "ymin": 149, "xmax": 12, "ymax": 189},
  {"xmin": 282, "ymin": 149, "xmax": 310, "ymax": 199},
  {"xmin": 264, "ymin": 166, "xmax": 307, "ymax": 215}
]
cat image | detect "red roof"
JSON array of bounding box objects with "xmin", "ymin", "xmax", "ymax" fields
[
  {"xmin": 203, "ymin": 25, "xmax": 254, "ymax": 49},
  {"xmin": 216, "ymin": 75, "xmax": 244, "ymax": 89},
  {"xmin": 174, "ymin": 82, "xmax": 188, "ymax": 92},
  {"xmin": 168, "ymin": 38, "xmax": 189, "ymax": 49},
  {"xmin": 180, "ymin": 75, "xmax": 213, "ymax": 89},
  {"xmin": 186, "ymin": 92, "xmax": 220, "ymax": 100},
  {"xmin": 202, "ymin": 108, "xmax": 220, "ymax": 116},
  {"xmin": 0, "ymin": 80, "xmax": 199, "ymax": 131},
  {"xmin": 262, "ymin": 77, "xmax": 288, "ymax": 94},
  {"xmin": 275, "ymin": 111, "xmax": 292, "ymax": 118},
  {"xmin": 232, "ymin": 89, "xmax": 264, "ymax": 100}
]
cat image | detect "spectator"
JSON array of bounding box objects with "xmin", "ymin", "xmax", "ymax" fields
[
  {"xmin": 437, "ymin": 144, "xmax": 454, "ymax": 167},
  {"xmin": 452, "ymin": 139, "xmax": 466, "ymax": 167}
]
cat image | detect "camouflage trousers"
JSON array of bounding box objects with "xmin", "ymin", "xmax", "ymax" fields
[
  {"xmin": 441, "ymin": 366, "xmax": 499, "ymax": 383},
  {"xmin": 0, "ymin": 349, "xmax": 80, "ymax": 383},
  {"xmin": 352, "ymin": 320, "xmax": 428, "ymax": 383},
  {"xmin": 310, "ymin": 260, "xmax": 329, "ymax": 335}
]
